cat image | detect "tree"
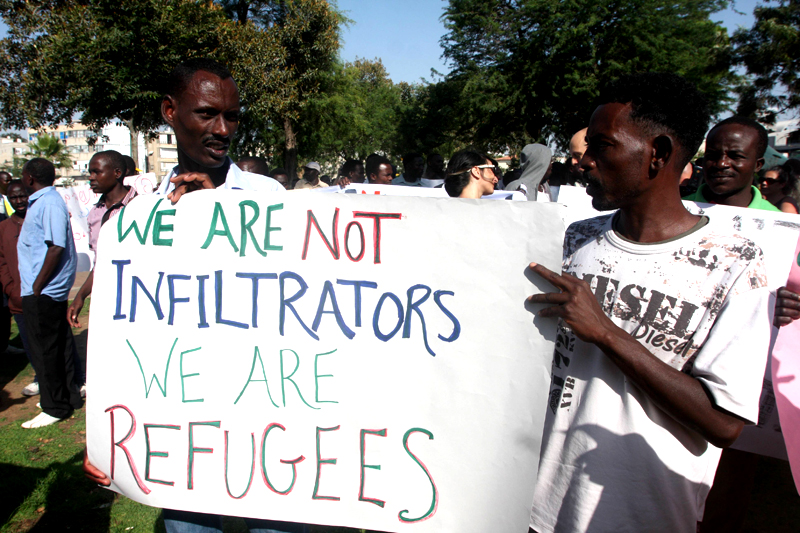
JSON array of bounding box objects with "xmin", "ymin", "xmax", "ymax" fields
[
  {"xmin": 23, "ymin": 133, "xmax": 73, "ymax": 170},
  {"xmin": 439, "ymin": 0, "xmax": 736, "ymax": 153},
  {"xmin": 300, "ymin": 58, "xmax": 403, "ymax": 162},
  {"xmin": 224, "ymin": 0, "xmax": 342, "ymax": 177},
  {"xmin": 733, "ymin": 1, "xmax": 800, "ymax": 122},
  {"xmin": 0, "ymin": 0, "xmax": 230, "ymax": 165}
]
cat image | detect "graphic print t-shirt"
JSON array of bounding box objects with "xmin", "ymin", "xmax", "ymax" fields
[{"xmin": 530, "ymin": 214, "xmax": 772, "ymax": 533}]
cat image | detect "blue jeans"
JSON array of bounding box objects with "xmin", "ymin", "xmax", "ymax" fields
[{"xmin": 162, "ymin": 509, "xmax": 309, "ymax": 533}]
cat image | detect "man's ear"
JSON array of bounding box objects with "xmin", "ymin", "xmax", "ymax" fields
[
  {"xmin": 651, "ymin": 135, "xmax": 674, "ymax": 172},
  {"xmin": 755, "ymin": 156, "xmax": 765, "ymax": 174},
  {"xmin": 161, "ymin": 95, "xmax": 176, "ymax": 126}
]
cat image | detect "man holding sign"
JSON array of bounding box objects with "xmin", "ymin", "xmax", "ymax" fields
[
  {"xmin": 83, "ymin": 59, "xmax": 301, "ymax": 533},
  {"xmin": 528, "ymin": 74, "xmax": 773, "ymax": 532}
]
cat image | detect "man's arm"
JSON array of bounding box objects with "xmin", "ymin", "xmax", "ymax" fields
[
  {"xmin": 32, "ymin": 244, "xmax": 63, "ymax": 296},
  {"xmin": 528, "ymin": 263, "xmax": 745, "ymax": 448},
  {"xmin": 67, "ymin": 270, "xmax": 93, "ymax": 328}
]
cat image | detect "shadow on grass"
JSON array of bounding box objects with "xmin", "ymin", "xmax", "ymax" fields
[
  {"xmin": 0, "ymin": 348, "xmax": 31, "ymax": 414},
  {"xmin": 0, "ymin": 450, "xmax": 116, "ymax": 532}
]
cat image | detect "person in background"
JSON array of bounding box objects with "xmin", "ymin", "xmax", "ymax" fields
[
  {"xmin": 393, "ymin": 152, "xmax": 424, "ymax": 186},
  {"xmin": 236, "ymin": 155, "xmax": 270, "ymax": 177},
  {"xmin": 0, "ymin": 181, "xmax": 37, "ymax": 394},
  {"xmin": 122, "ymin": 155, "xmax": 138, "ymax": 177},
  {"xmin": 67, "ymin": 151, "xmax": 137, "ymax": 330},
  {"xmin": 504, "ymin": 144, "xmax": 552, "ymax": 200},
  {"xmin": 294, "ymin": 161, "xmax": 327, "ymax": 189},
  {"xmin": 444, "ymin": 150, "xmax": 497, "ymax": 198},
  {"xmin": 270, "ymin": 167, "xmax": 290, "ymax": 189},
  {"xmin": 421, "ymin": 153, "xmax": 445, "ymax": 187},
  {"xmin": 683, "ymin": 117, "xmax": 779, "ymax": 212},
  {"xmin": 335, "ymin": 159, "xmax": 364, "ymax": 187},
  {"xmin": 18, "ymin": 158, "xmax": 82, "ymax": 428},
  {"xmin": 567, "ymin": 127, "xmax": 588, "ymax": 185},
  {"xmin": 760, "ymin": 164, "xmax": 799, "ymax": 214},
  {"xmin": 365, "ymin": 156, "xmax": 393, "ymax": 185}
]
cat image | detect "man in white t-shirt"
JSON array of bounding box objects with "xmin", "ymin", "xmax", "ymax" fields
[
  {"xmin": 84, "ymin": 59, "xmax": 300, "ymax": 533},
  {"xmin": 527, "ymin": 73, "xmax": 772, "ymax": 533}
]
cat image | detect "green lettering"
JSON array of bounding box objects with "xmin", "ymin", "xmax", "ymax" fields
[
  {"xmin": 152, "ymin": 209, "xmax": 176, "ymax": 246},
  {"xmin": 264, "ymin": 203, "xmax": 284, "ymax": 251},
  {"xmin": 201, "ymin": 202, "xmax": 239, "ymax": 252}
]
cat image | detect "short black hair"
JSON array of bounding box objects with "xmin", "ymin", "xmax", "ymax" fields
[
  {"xmin": 23, "ymin": 158, "xmax": 56, "ymax": 186},
  {"xmin": 366, "ymin": 156, "xmax": 391, "ymax": 179},
  {"xmin": 341, "ymin": 159, "xmax": 363, "ymax": 176},
  {"xmin": 270, "ymin": 167, "xmax": 288, "ymax": 177},
  {"xmin": 122, "ymin": 155, "xmax": 137, "ymax": 176},
  {"xmin": 166, "ymin": 58, "xmax": 232, "ymax": 99},
  {"xmin": 6, "ymin": 179, "xmax": 24, "ymax": 193},
  {"xmin": 402, "ymin": 152, "xmax": 422, "ymax": 163},
  {"xmin": 237, "ymin": 156, "xmax": 269, "ymax": 176},
  {"xmin": 709, "ymin": 116, "xmax": 769, "ymax": 159},
  {"xmin": 93, "ymin": 150, "xmax": 127, "ymax": 176},
  {"xmin": 596, "ymin": 73, "xmax": 710, "ymax": 167}
]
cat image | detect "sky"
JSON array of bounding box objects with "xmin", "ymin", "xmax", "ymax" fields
[{"xmin": 337, "ymin": 0, "xmax": 762, "ymax": 84}]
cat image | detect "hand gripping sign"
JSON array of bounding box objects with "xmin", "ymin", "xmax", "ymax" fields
[{"xmin": 86, "ymin": 190, "xmax": 564, "ymax": 532}]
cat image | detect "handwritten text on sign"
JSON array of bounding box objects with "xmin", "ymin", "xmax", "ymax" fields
[{"xmin": 86, "ymin": 191, "xmax": 563, "ymax": 532}]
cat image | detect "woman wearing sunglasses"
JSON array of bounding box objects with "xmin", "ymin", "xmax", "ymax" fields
[
  {"xmin": 444, "ymin": 149, "xmax": 498, "ymax": 198},
  {"xmin": 760, "ymin": 164, "xmax": 799, "ymax": 214}
]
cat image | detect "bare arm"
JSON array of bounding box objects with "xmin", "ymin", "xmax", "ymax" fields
[
  {"xmin": 528, "ymin": 262, "xmax": 744, "ymax": 448},
  {"xmin": 67, "ymin": 270, "xmax": 93, "ymax": 327},
  {"xmin": 32, "ymin": 244, "xmax": 64, "ymax": 297}
]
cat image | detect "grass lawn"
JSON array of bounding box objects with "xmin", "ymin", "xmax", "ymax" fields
[{"xmin": 2, "ymin": 297, "xmax": 800, "ymax": 532}]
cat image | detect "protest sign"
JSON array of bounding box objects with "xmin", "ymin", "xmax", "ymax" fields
[
  {"xmin": 124, "ymin": 173, "xmax": 159, "ymax": 196},
  {"xmin": 86, "ymin": 191, "xmax": 563, "ymax": 532},
  {"xmin": 58, "ymin": 183, "xmax": 101, "ymax": 271}
]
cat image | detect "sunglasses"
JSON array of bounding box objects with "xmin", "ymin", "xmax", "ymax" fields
[{"xmin": 760, "ymin": 177, "xmax": 783, "ymax": 186}]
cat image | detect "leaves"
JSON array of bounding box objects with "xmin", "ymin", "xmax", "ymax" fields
[
  {"xmin": 438, "ymin": 0, "xmax": 736, "ymax": 151},
  {"xmin": 733, "ymin": 0, "xmax": 800, "ymax": 122}
]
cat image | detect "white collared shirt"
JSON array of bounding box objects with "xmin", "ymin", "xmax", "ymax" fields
[{"xmin": 156, "ymin": 158, "xmax": 285, "ymax": 194}]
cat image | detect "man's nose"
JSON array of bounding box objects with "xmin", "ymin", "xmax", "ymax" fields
[{"xmin": 211, "ymin": 116, "xmax": 232, "ymax": 137}]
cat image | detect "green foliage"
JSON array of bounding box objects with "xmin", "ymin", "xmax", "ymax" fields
[
  {"xmin": 23, "ymin": 134, "xmax": 72, "ymax": 169},
  {"xmin": 733, "ymin": 0, "xmax": 800, "ymax": 121},
  {"xmin": 224, "ymin": 0, "xmax": 342, "ymax": 176},
  {"xmin": 301, "ymin": 58, "xmax": 402, "ymax": 162},
  {"xmin": 0, "ymin": 0, "xmax": 229, "ymax": 135},
  {"xmin": 438, "ymin": 0, "xmax": 736, "ymax": 153}
]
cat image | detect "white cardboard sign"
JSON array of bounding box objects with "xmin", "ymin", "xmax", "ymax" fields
[{"xmin": 86, "ymin": 191, "xmax": 564, "ymax": 532}]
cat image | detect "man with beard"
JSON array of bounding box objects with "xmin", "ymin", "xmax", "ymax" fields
[
  {"xmin": 83, "ymin": 59, "xmax": 300, "ymax": 533},
  {"xmin": 683, "ymin": 117, "xmax": 779, "ymax": 212},
  {"xmin": 527, "ymin": 73, "xmax": 772, "ymax": 533}
]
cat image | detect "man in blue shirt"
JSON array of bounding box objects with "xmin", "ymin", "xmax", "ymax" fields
[{"xmin": 18, "ymin": 157, "xmax": 81, "ymax": 428}]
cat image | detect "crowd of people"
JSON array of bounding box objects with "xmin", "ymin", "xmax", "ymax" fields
[{"xmin": 1, "ymin": 57, "xmax": 797, "ymax": 532}]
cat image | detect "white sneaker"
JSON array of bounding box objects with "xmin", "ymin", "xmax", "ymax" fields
[
  {"xmin": 21, "ymin": 382, "xmax": 39, "ymax": 396},
  {"xmin": 22, "ymin": 412, "xmax": 63, "ymax": 429},
  {"xmin": 80, "ymin": 384, "xmax": 86, "ymax": 398}
]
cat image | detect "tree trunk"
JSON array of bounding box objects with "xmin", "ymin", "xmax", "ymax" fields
[
  {"xmin": 125, "ymin": 118, "xmax": 139, "ymax": 172},
  {"xmin": 284, "ymin": 116, "xmax": 297, "ymax": 180}
]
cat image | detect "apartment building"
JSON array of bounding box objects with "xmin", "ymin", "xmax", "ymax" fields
[
  {"xmin": 0, "ymin": 136, "xmax": 28, "ymax": 170},
  {"xmin": 146, "ymin": 127, "xmax": 178, "ymax": 183},
  {"xmin": 28, "ymin": 123, "xmax": 147, "ymax": 179}
]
